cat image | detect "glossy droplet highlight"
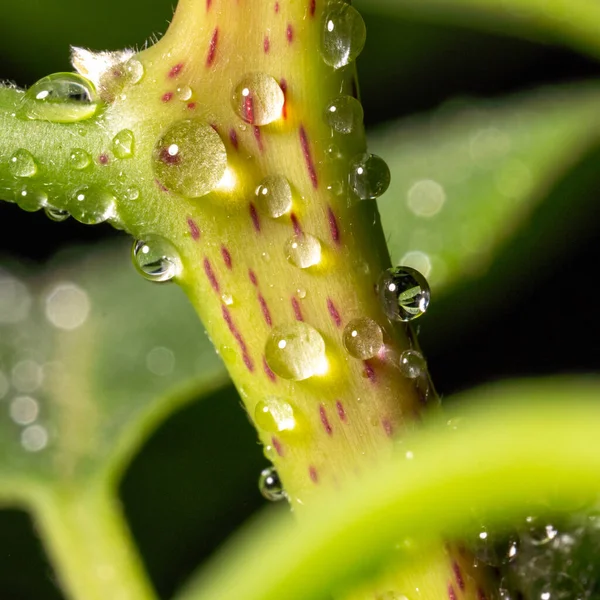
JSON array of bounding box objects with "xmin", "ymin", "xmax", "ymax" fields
[
  {"xmin": 152, "ymin": 119, "xmax": 227, "ymax": 198},
  {"xmin": 254, "ymin": 397, "xmax": 296, "ymax": 433},
  {"xmin": 325, "ymin": 95, "xmax": 364, "ymax": 134},
  {"xmin": 398, "ymin": 349, "xmax": 427, "ymax": 379},
  {"xmin": 256, "ymin": 175, "xmax": 292, "ymax": 218},
  {"xmin": 112, "ymin": 129, "xmax": 135, "ymax": 159},
  {"xmin": 44, "ymin": 206, "xmax": 69, "ymax": 222},
  {"xmin": 124, "ymin": 58, "xmax": 144, "ymax": 84},
  {"xmin": 9, "ymin": 149, "xmax": 37, "ymax": 178},
  {"xmin": 285, "ymin": 234, "xmax": 322, "ymax": 269},
  {"xmin": 21, "ymin": 73, "xmax": 98, "ymax": 122},
  {"xmin": 177, "ymin": 85, "xmax": 193, "ymax": 101},
  {"xmin": 265, "ymin": 322, "xmax": 327, "ymax": 381},
  {"xmin": 343, "ymin": 317, "xmax": 384, "ymax": 360},
  {"xmin": 69, "ymin": 148, "xmax": 91, "ymax": 170},
  {"xmin": 378, "ymin": 266, "xmax": 430, "ymax": 322},
  {"xmin": 232, "ymin": 73, "xmax": 284, "ymax": 125},
  {"xmin": 69, "ymin": 185, "xmax": 115, "ymax": 224},
  {"xmin": 259, "ymin": 466, "xmax": 286, "ymax": 501},
  {"xmin": 16, "ymin": 186, "xmax": 47, "ymax": 212},
  {"xmin": 133, "ymin": 236, "xmax": 181, "ymax": 283},
  {"xmin": 321, "ymin": 2, "xmax": 366, "ymax": 69},
  {"xmin": 349, "ymin": 153, "xmax": 391, "ymax": 200}
]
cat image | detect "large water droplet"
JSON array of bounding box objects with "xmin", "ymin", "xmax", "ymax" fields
[
  {"xmin": 256, "ymin": 175, "xmax": 292, "ymax": 218},
  {"xmin": 398, "ymin": 349, "xmax": 427, "ymax": 379},
  {"xmin": 343, "ymin": 317, "xmax": 384, "ymax": 360},
  {"xmin": 254, "ymin": 397, "xmax": 296, "ymax": 433},
  {"xmin": 20, "ymin": 73, "xmax": 99, "ymax": 122},
  {"xmin": 320, "ymin": 2, "xmax": 366, "ymax": 69},
  {"xmin": 132, "ymin": 236, "xmax": 181, "ymax": 283},
  {"xmin": 265, "ymin": 322, "xmax": 327, "ymax": 380},
  {"xmin": 152, "ymin": 119, "xmax": 227, "ymax": 198},
  {"xmin": 284, "ymin": 234, "xmax": 322, "ymax": 269},
  {"xmin": 9, "ymin": 149, "xmax": 37, "ymax": 178},
  {"xmin": 124, "ymin": 58, "xmax": 144, "ymax": 84},
  {"xmin": 258, "ymin": 466, "xmax": 286, "ymax": 501},
  {"xmin": 378, "ymin": 266, "xmax": 430, "ymax": 322},
  {"xmin": 325, "ymin": 95, "xmax": 364, "ymax": 134},
  {"xmin": 69, "ymin": 185, "xmax": 116, "ymax": 224},
  {"xmin": 112, "ymin": 129, "xmax": 135, "ymax": 159},
  {"xmin": 16, "ymin": 186, "xmax": 47, "ymax": 212},
  {"xmin": 231, "ymin": 73, "xmax": 284, "ymax": 125},
  {"xmin": 44, "ymin": 206, "xmax": 70, "ymax": 222},
  {"xmin": 349, "ymin": 153, "xmax": 391, "ymax": 200},
  {"xmin": 69, "ymin": 148, "xmax": 92, "ymax": 170}
]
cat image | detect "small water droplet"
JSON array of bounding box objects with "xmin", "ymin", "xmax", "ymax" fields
[
  {"xmin": 265, "ymin": 322, "xmax": 327, "ymax": 380},
  {"xmin": 232, "ymin": 73, "xmax": 284, "ymax": 125},
  {"xmin": 398, "ymin": 349, "xmax": 426, "ymax": 379},
  {"xmin": 320, "ymin": 2, "xmax": 366, "ymax": 69},
  {"xmin": 349, "ymin": 153, "xmax": 391, "ymax": 200},
  {"xmin": 16, "ymin": 186, "xmax": 47, "ymax": 212},
  {"xmin": 9, "ymin": 149, "xmax": 37, "ymax": 178},
  {"xmin": 325, "ymin": 95, "xmax": 364, "ymax": 134},
  {"xmin": 524, "ymin": 517, "xmax": 558, "ymax": 546},
  {"xmin": 254, "ymin": 397, "xmax": 296, "ymax": 433},
  {"xmin": 378, "ymin": 266, "xmax": 430, "ymax": 322},
  {"xmin": 44, "ymin": 206, "xmax": 70, "ymax": 222},
  {"xmin": 285, "ymin": 234, "xmax": 322, "ymax": 269},
  {"xmin": 21, "ymin": 424, "xmax": 48, "ymax": 452},
  {"xmin": 407, "ymin": 179, "xmax": 446, "ymax": 217},
  {"xmin": 112, "ymin": 129, "xmax": 135, "ymax": 159},
  {"xmin": 221, "ymin": 293, "xmax": 234, "ymax": 306},
  {"xmin": 258, "ymin": 466, "xmax": 286, "ymax": 501},
  {"xmin": 45, "ymin": 282, "xmax": 90, "ymax": 330},
  {"xmin": 69, "ymin": 185, "xmax": 116, "ymax": 224},
  {"xmin": 69, "ymin": 148, "xmax": 92, "ymax": 170},
  {"xmin": 297, "ymin": 288, "xmax": 307, "ymax": 299},
  {"xmin": 132, "ymin": 236, "xmax": 181, "ymax": 283},
  {"xmin": 20, "ymin": 73, "xmax": 98, "ymax": 122},
  {"xmin": 123, "ymin": 186, "xmax": 140, "ymax": 201},
  {"xmin": 152, "ymin": 119, "xmax": 227, "ymax": 198},
  {"xmin": 256, "ymin": 175, "xmax": 292, "ymax": 218},
  {"xmin": 343, "ymin": 317, "xmax": 384, "ymax": 360},
  {"xmin": 176, "ymin": 85, "xmax": 193, "ymax": 101},
  {"xmin": 124, "ymin": 58, "xmax": 144, "ymax": 84},
  {"xmin": 471, "ymin": 526, "xmax": 519, "ymax": 567},
  {"xmin": 9, "ymin": 395, "xmax": 39, "ymax": 425}
]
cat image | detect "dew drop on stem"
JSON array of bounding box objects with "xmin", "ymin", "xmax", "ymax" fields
[
  {"xmin": 284, "ymin": 234, "xmax": 322, "ymax": 269},
  {"xmin": 325, "ymin": 95, "xmax": 364, "ymax": 134},
  {"xmin": 343, "ymin": 317, "xmax": 383, "ymax": 360},
  {"xmin": 132, "ymin": 236, "xmax": 182, "ymax": 283},
  {"xmin": 349, "ymin": 153, "xmax": 391, "ymax": 200},
  {"xmin": 256, "ymin": 175, "xmax": 292, "ymax": 218},
  {"xmin": 320, "ymin": 2, "xmax": 366, "ymax": 69},
  {"xmin": 378, "ymin": 266, "xmax": 431, "ymax": 322},
  {"xmin": 231, "ymin": 73, "xmax": 284, "ymax": 125},
  {"xmin": 9, "ymin": 149, "xmax": 37, "ymax": 178},
  {"xmin": 258, "ymin": 466, "xmax": 286, "ymax": 501}
]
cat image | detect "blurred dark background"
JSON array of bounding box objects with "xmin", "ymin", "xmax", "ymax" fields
[{"xmin": 1, "ymin": 1, "xmax": 600, "ymax": 598}]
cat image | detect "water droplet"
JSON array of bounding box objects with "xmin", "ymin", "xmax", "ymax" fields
[
  {"xmin": 45, "ymin": 282, "xmax": 90, "ymax": 330},
  {"xmin": 9, "ymin": 149, "xmax": 37, "ymax": 178},
  {"xmin": 16, "ymin": 186, "xmax": 47, "ymax": 212},
  {"xmin": 343, "ymin": 317, "xmax": 384, "ymax": 360},
  {"xmin": 221, "ymin": 293, "xmax": 234, "ymax": 306},
  {"xmin": 471, "ymin": 526, "xmax": 519, "ymax": 567},
  {"xmin": 256, "ymin": 175, "xmax": 292, "ymax": 218},
  {"xmin": 320, "ymin": 2, "xmax": 366, "ymax": 69},
  {"xmin": 20, "ymin": 73, "xmax": 99, "ymax": 122},
  {"xmin": 259, "ymin": 466, "xmax": 286, "ymax": 501},
  {"xmin": 285, "ymin": 234, "xmax": 322, "ymax": 269},
  {"xmin": 265, "ymin": 322, "xmax": 327, "ymax": 380},
  {"xmin": 407, "ymin": 179, "xmax": 446, "ymax": 217},
  {"xmin": 297, "ymin": 288, "xmax": 307, "ymax": 299},
  {"xmin": 232, "ymin": 73, "xmax": 284, "ymax": 125},
  {"xmin": 254, "ymin": 397, "xmax": 296, "ymax": 433},
  {"xmin": 398, "ymin": 349, "xmax": 427, "ymax": 379},
  {"xmin": 9, "ymin": 395, "xmax": 39, "ymax": 425},
  {"xmin": 325, "ymin": 95, "xmax": 364, "ymax": 134},
  {"xmin": 112, "ymin": 129, "xmax": 135, "ymax": 159},
  {"xmin": 378, "ymin": 266, "xmax": 430, "ymax": 322},
  {"xmin": 21, "ymin": 424, "xmax": 48, "ymax": 452},
  {"xmin": 152, "ymin": 119, "xmax": 227, "ymax": 198},
  {"xmin": 133, "ymin": 236, "xmax": 181, "ymax": 283},
  {"xmin": 525, "ymin": 517, "xmax": 558, "ymax": 546},
  {"xmin": 44, "ymin": 206, "xmax": 70, "ymax": 222},
  {"xmin": 177, "ymin": 85, "xmax": 193, "ymax": 101},
  {"xmin": 124, "ymin": 58, "xmax": 144, "ymax": 84},
  {"xmin": 349, "ymin": 153, "xmax": 391, "ymax": 200},
  {"xmin": 69, "ymin": 148, "xmax": 91, "ymax": 170},
  {"xmin": 69, "ymin": 185, "xmax": 116, "ymax": 224}
]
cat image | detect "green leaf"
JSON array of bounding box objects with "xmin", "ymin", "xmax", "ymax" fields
[
  {"xmin": 0, "ymin": 240, "xmax": 227, "ymax": 502},
  {"xmin": 177, "ymin": 377, "xmax": 600, "ymax": 600},
  {"xmin": 374, "ymin": 83, "xmax": 600, "ymax": 295}
]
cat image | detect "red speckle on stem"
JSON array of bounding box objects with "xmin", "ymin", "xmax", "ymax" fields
[
  {"xmin": 254, "ymin": 126, "xmax": 264, "ymax": 152},
  {"xmin": 310, "ymin": 0, "xmax": 316, "ymax": 17},
  {"xmin": 272, "ymin": 436, "xmax": 284, "ymax": 456},
  {"xmin": 263, "ymin": 35, "xmax": 270, "ymax": 53},
  {"xmin": 187, "ymin": 102, "xmax": 197, "ymax": 110},
  {"xmin": 250, "ymin": 203, "xmax": 261, "ymax": 232},
  {"xmin": 203, "ymin": 258, "xmax": 220, "ymax": 293},
  {"xmin": 299, "ymin": 125, "xmax": 318, "ymax": 188},
  {"xmin": 274, "ymin": 1, "xmax": 280, "ymax": 13},
  {"xmin": 98, "ymin": 154, "xmax": 109, "ymax": 165},
  {"xmin": 222, "ymin": 305, "xmax": 254, "ymax": 372},
  {"xmin": 364, "ymin": 360, "xmax": 376, "ymax": 383},
  {"xmin": 159, "ymin": 147, "xmax": 180, "ymax": 165},
  {"xmin": 168, "ymin": 63, "xmax": 184, "ymax": 78},
  {"xmin": 187, "ymin": 218, "xmax": 200, "ymax": 240},
  {"xmin": 382, "ymin": 417, "xmax": 393, "ymax": 438},
  {"xmin": 327, "ymin": 298, "xmax": 342, "ymax": 327},
  {"xmin": 319, "ymin": 404, "xmax": 333, "ymax": 436},
  {"xmin": 477, "ymin": 589, "xmax": 487, "ymax": 600},
  {"xmin": 309, "ymin": 466, "xmax": 319, "ymax": 483},
  {"xmin": 291, "ymin": 297, "xmax": 303, "ymax": 321},
  {"xmin": 448, "ymin": 585, "xmax": 457, "ymax": 600},
  {"xmin": 290, "ymin": 213, "xmax": 303, "ymax": 237},
  {"xmin": 161, "ymin": 92, "xmax": 173, "ymax": 103},
  {"xmin": 280, "ymin": 78, "xmax": 288, "ymax": 120},
  {"xmin": 206, "ymin": 27, "xmax": 219, "ymax": 67},
  {"xmin": 327, "ymin": 206, "xmax": 340, "ymax": 245},
  {"xmin": 453, "ymin": 562, "xmax": 465, "ymax": 591},
  {"xmin": 249, "ymin": 270, "xmax": 258, "ymax": 286},
  {"xmin": 263, "ymin": 356, "xmax": 277, "ymax": 382},
  {"xmin": 336, "ymin": 401, "xmax": 347, "ymax": 422},
  {"xmin": 286, "ymin": 24, "xmax": 294, "ymax": 43},
  {"xmin": 258, "ymin": 295, "xmax": 273, "ymax": 327},
  {"xmin": 221, "ymin": 246, "xmax": 233, "ymax": 269},
  {"xmin": 206, "ymin": 0, "xmax": 212, "ymax": 11},
  {"xmin": 244, "ymin": 94, "xmax": 255, "ymax": 123},
  {"xmin": 229, "ymin": 128, "xmax": 239, "ymax": 150},
  {"xmin": 155, "ymin": 179, "xmax": 169, "ymax": 192}
]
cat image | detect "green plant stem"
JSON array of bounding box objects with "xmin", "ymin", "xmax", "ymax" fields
[{"xmin": 32, "ymin": 481, "xmax": 156, "ymax": 600}]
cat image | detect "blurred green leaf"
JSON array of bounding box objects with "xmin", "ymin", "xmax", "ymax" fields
[
  {"xmin": 374, "ymin": 83, "xmax": 600, "ymax": 295},
  {"xmin": 0, "ymin": 240, "xmax": 227, "ymax": 503},
  {"xmin": 177, "ymin": 377, "xmax": 600, "ymax": 600}
]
